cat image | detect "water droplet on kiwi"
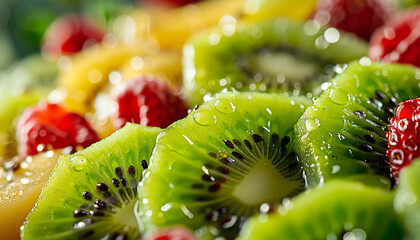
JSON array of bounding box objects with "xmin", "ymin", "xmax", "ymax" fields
[
  {"xmin": 215, "ymin": 98, "xmax": 235, "ymax": 114},
  {"xmin": 70, "ymin": 154, "xmax": 88, "ymax": 172},
  {"xmin": 329, "ymin": 88, "xmax": 349, "ymax": 105},
  {"xmin": 306, "ymin": 118, "xmax": 321, "ymax": 132},
  {"xmin": 193, "ymin": 111, "xmax": 217, "ymax": 126},
  {"xmin": 331, "ymin": 165, "xmax": 341, "ymax": 175}
]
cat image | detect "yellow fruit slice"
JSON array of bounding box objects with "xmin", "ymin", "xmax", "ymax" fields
[
  {"xmin": 128, "ymin": 0, "xmax": 244, "ymax": 49},
  {"xmin": 242, "ymin": 0, "xmax": 317, "ymax": 21},
  {"xmin": 128, "ymin": 0, "xmax": 317, "ymax": 50},
  {"xmin": 119, "ymin": 49, "xmax": 183, "ymax": 86},
  {"xmin": 0, "ymin": 151, "xmax": 60, "ymax": 240},
  {"xmin": 58, "ymin": 42, "xmax": 145, "ymax": 114}
]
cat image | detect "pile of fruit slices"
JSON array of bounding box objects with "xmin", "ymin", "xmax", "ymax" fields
[{"xmin": 3, "ymin": 0, "xmax": 420, "ymax": 239}]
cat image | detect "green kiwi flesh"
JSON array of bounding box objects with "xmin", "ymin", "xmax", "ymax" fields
[
  {"xmin": 294, "ymin": 61, "xmax": 420, "ymax": 188},
  {"xmin": 139, "ymin": 91, "xmax": 312, "ymax": 238},
  {"xmin": 21, "ymin": 123, "xmax": 162, "ymax": 240},
  {"xmin": 238, "ymin": 180, "xmax": 404, "ymax": 240},
  {"xmin": 183, "ymin": 17, "xmax": 368, "ymax": 106},
  {"xmin": 394, "ymin": 159, "xmax": 420, "ymax": 239}
]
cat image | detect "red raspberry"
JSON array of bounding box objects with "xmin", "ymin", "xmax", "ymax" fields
[
  {"xmin": 386, "ymin": 99, "xmax": 420, "ymax": 183},
  {"xmin": 112, "ymin": 77, "xmax": 189, "ymax": 130},
  {"xmin": 42, "ymin": 14, "xmax": 104, "ymax": 58},
  {"xmin": 145, "ymin": 227, "xmax": 197, "ymax": 240},
  {"xmin": 369, "ymin": 7, "xmax": 420, "ymax": 68},
  {"xmin": 17, "ymin": 102, "xmax": 99, "ymax": 160},
  {"xmin": 314, "ymin": 0, "xmax": 393, "ymax": 41}
]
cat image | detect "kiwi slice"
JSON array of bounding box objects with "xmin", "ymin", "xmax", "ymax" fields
[
  {"xmin": 183, "ymin": 17, "xmax": 368, "ymax": 106},
  {"xmin": 294, "ymin": 60, "xmax": 420, "ymax": 188},
  {"xmin": 21, "ymin": 123, "xmax": 162, "ymax": 240},
  {"xmin": 140, "ymin": 90, "xmax": 312, "ymax": 238},
  {"xmin": 394, "ymin": 159, "xmax": 420, "ymax": 239},
  {"xmin": 239, "ymin": 180, "xmax": 404, "ymax": 240}
]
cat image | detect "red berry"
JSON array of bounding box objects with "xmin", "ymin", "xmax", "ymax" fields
[
  {"xmin": 369, "ymin": 7, "xmax": 420, "ymax": 68},
  {"xmin": 42, "ymin": 14, "xmax": 104, "ymax": 58},
  {"xmin": 145, "ymin": 227, "xmax": 197, "ymax": 240},
  {"xmin": 142, "ymin": 0, "xmax": 201, "ymax": 7},
  {"xmin": 386, "ymin": 98, "xmax": 420, "ymax": 183},
  {"xmin": 17, "ymin": 102, "xmax": 99, "ymax": 159},
  {"xmin": 112, "ymin": 77, "xmax": 189, "ymax": 130},
  {"xmin": 314, "ymin": 0, "xmax": 393, "ymax": 41}
]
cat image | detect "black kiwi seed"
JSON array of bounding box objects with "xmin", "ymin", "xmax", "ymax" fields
[
  {"xmin": 244, "ymin": 139, "xmax": 252, "ymax": 150},
  {"xmin": 73, "ymin": 209, "xmax": 88, "ymax": 217},
  {"xmin": 112, "ymin": 178, "xmax": 120, "ymax": 188},
  {"xmin": 94, "ymin": 200, "xmax": 107, "ymax": 210},
  {"xmin": 375, "ymin": 90, "xmax": 385, "ymax": 99},
  {"xmin": 281, "ymin": 136, "xmax": 291, "ymax": 146},
  {"xmin": 141, "ymin": 160, "xmax": 148, "ymax": 169},
  {"xmin": 83, "ymin": 191, "xmax": 92, "ymax": 201},
  {"xmin": 97, "ymin": 183, "xmax": 109, "ymax": 192},
  {"xmin": 184, "ymin": 127, "xmax": 305, "ymax": 238},
  {"xmin": 128, "ymin": 166, "xmax": 135, "ymax": 176},
  {"xmin": 115, "ymin": 167, "xmax": 123, "ymax": 178},
  {"xmin": 224, "ymin": 139, "xmax": 235, "ymax": 149}
]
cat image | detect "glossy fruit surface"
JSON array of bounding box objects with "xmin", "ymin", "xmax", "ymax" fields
[
  {"xmin": 369, "ymin": 7, "xmax": 420, "ymax": 67},
  {"xmin": 315, "ymin": 0, "xmax": 392, "ymax": 40},
  {"xmin": 17, "ymin": 102, "xmax": 99, "ymax": 159},
  {"xmin": 112, "ymin": 77, "xmax": 189, "ymax": 129},
  {"xmin": 386, "ymin": 98, "xmax": 420, "ymax": 182},
  {"xmin": 42, "ymin": 14, "xmax": 104, "ymax": 57}
]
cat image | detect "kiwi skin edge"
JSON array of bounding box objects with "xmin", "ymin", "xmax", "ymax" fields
[{"xmin": 294, "ymin": 61, "xmax": 420, "ymax": 189}]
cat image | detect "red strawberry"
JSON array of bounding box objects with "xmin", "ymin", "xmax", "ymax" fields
[
  {"xmin": 112, "ymin": 77, "xmax": 189, "ymax": 130},
  {"xmin": 145, "ymin": 227, "xmax": 197, "ymax": 240},
  {"xmin": 386, "ymin": 98, "xmax": 420, "ymax": 183},
  {"xmin": 42, "ymin": 14, "xmax": 104, "ymax": 58},
  {"xmin": 314, "ymin": 0, "xmax": 393, "ymax": 41},
  {"xmin": 369, "ymin": 7, "xmax": 420, "ymax": 68},
  {"xmin": 17, "ymin": 102, "xmax": 99, "ymax": 160}
]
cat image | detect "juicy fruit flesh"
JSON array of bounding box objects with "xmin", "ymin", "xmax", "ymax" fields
[
  {"xmin": 17, "ymin": 102, "xmax": 99, "ymax": 159},
  {"xmin": 140, "ymin": 91, "xmax": 311, "ymax": 238},
  {"xmin": 369, "ymin": 7, "xmax": 420, "ymax": 67},
  {"xmin": 239, "ymin": 181, "xmax": 404, "ymax": 240},
  {"xmin": 21, "ymin": 124, "xmax": 162, "ymax": 240},
  {"xmin": 232, "ymin": 159, "xmax": 302, "ymax": 205},
  {"xmin": 0, "ymin": 151, "xmax": 60, "ymax": 240},
  {"xmin": 386, "ymin": 98, "xmax": 420, "ymax": 182},
  {"xmin": 294, "ymin": 61, "xmax": 420, "ymax": 188},
  {"xmin": 112, "ymin": 77, "xmax": 189, "ymax": 129},
  {"xmin": 314, "ymin": 0, "xmax": 392, "ymax": 41},
  {"xmin": 183, "ymin": 17, "xmax": 368, "ymax": 106}
]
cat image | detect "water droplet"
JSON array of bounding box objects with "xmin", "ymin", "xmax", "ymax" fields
[
  {"xmin": 331, "ymin": 165, "xmax": 341, "ymax": 174},
  {"xmin": 329, "ymin": 88, "xmax": 349, "ymax": 105},
  {"xmin": 70, "ymin": 154, "xmax": 88, "ymax": 172},
  {"xmin": 359, "ymin": 57, "xmax": 372, "ymax": 66},
  {"xmin": 306, "ymin": 118, "xmax": 321, "ymax": 132},
  {"xmin": 215, "ymin": 98, "xmax": 235, "ymax": 114},
  {"xmin": 324, "ymin": 28, "xmax": 340, "ymax": 43},
  {"xmin": 193, "ymin": 111, "xmax": 217, "ymax": 126}
]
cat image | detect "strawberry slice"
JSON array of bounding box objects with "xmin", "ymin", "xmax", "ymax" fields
[
  {"xmin": 386, "ymin": 98, "xmax": 420, "ymax": 183},
  {"xmin": 112, "ymin": 77, "xmax": 189, "ymax": 130},
  {"xmin": 314, "ymin": 0, "xmax": 393, "ymax": 41},
  {"xmin": 17, "ymin": 102, "xmax": 99, "ymax": 159},
  {"xmin": 369, "ymin": 7, "xmax": 420, "ymax": 68}
]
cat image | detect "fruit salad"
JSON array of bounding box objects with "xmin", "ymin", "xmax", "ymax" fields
[{"xmin": 2, "ymin": 0, "xmax": 420, "ymax": 239}]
